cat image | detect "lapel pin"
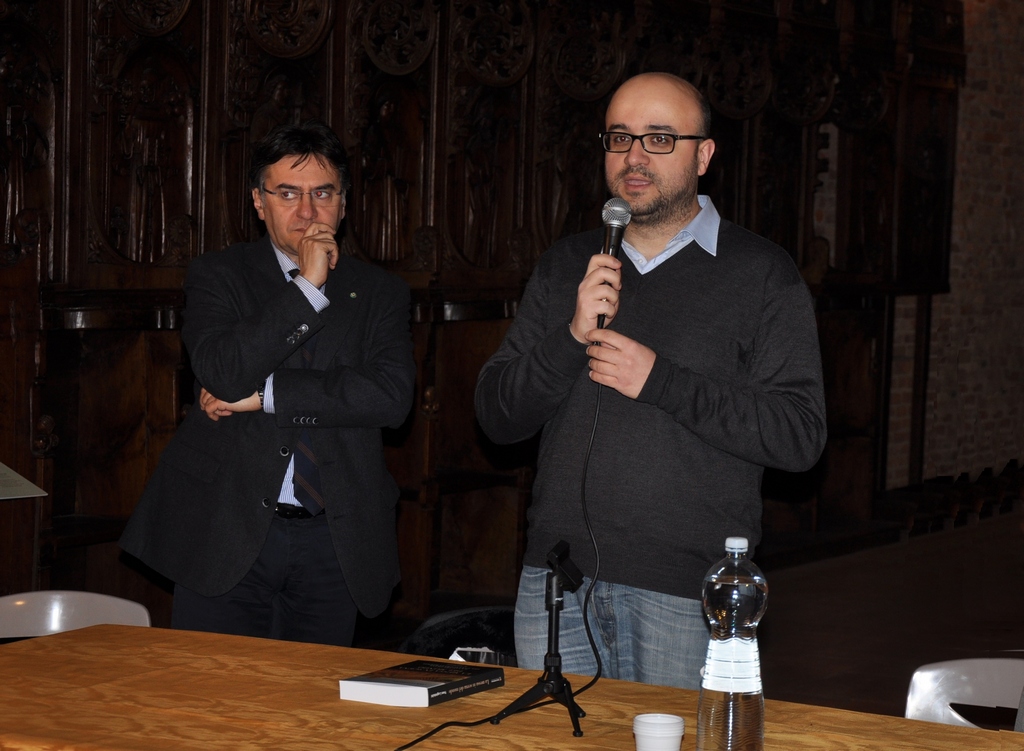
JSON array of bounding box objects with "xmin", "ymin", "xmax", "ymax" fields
[{"xmin": 350, "ymin": 292, "xmax": 357, "ymax": 298}]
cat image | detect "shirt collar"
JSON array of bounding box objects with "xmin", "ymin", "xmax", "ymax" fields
[
  {"xmin": 620, "ymin": 195, "xmax": 721, "ymax": 274},
  {"xmin": 271, "ymin": 245, "xmax": 299, "ymax": 279},
  {"xmin": 682, "ymin": 195, "xmax": 720, "ymax": 257}
]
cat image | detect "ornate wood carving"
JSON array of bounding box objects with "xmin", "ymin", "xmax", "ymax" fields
[
  {"xmin": 226, "ymin": 0, "xmax": 266, "ymax": 127},
  {"xmin": 243, "ymin": 0, "xmax": 333, "ymax": 60},
  {"xmin": 361, "ymin": 0, "xmax": 436, "ymax": 76},
  {"xmin": 0, "ymin": 20, "xmax": 54, "ymax": 269},
  {"xmin": 115, "ymin": 0, "xmax": 191, "ymax": 37},
  {"xmin": 547, "ymin": 3, "xmax": 623, "ymax": 102},
  {"xmin": 773, "ymin": 46, "xmax": 835, "ymax": 125},
  {"xmin": 31, "ymin": 415, "xmax": 59, "ymax": 458},
  {"xmin": 831, "ymin": 61, "xmax": 889, "ymax": 131},
  {"xmin": 706, "ymin": 34, "xmax": 773, "ymax": 120},
  {"xmin": 352, "ymin": 74, "xmax": 429, "ymax": 265},
  {"xmin": 639, "ymin": 23, "xmax": 704, "ymax": 86},
  {"xmin": 443, "ymin": 82, "xmax": 522, "ymax": 269},
  {"xmin": 84, "ymin": 1, "xmax": 201, "ymax": 275},
  {"xmin": 399, "ymin": 225, "xmax": 438, "ymax": 272},
  {"xmin": 452, "ymin": 0, "xmax": 533, "ymax": 87},
  {"xmin": 442, "ymin": 0, "xmax": 534, "ymax": 272},
  {"xmin": 0, "ymin": 0, "xmax": 41, "ymax": 26},
  {"xmin": 90, "ymin": 47, "xmax": 196, "ymax": 267},
  {"xmin": 343, "ymin": 0, "xmax": 375, "ymax": 141},
  {"xmin": 527, "ymin": 3, "xmax": 612, "ymax": 252}
]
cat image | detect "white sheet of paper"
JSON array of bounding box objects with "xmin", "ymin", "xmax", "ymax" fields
[{"xmin": 0, "ymin": 461, "xmax": 47, "ymax": 500}]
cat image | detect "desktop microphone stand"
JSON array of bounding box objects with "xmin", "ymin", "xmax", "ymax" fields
[{"xmin": 490, "ymin": 542, "xmax": 586, "ymax": 737}]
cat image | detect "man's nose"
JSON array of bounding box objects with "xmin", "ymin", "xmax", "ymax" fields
[
  {"xmin": 295, "ymin": 193, "xmax": 317, "ymax": 218},
  {"xmin": 625, "ymin": 137, "xmax": 650, "ymax": 166}
]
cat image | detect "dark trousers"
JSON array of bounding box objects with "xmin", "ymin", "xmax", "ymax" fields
[{"xmin": 171, "ymin": 513, "xmax": 358, "ymax": 647}]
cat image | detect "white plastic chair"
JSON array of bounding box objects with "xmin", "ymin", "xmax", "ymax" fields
[
  {"xmin": 905, "ymin": 657, "xmax": 1024, "ymax": 728},
  {"xmin": 0, "ymin": 590, "xmax": 151, "ymax": 638}
]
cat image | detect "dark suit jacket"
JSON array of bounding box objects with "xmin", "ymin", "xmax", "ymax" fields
[{"xmin": 120, "ymin": 235, "xmax": 416, "ymax": 617}]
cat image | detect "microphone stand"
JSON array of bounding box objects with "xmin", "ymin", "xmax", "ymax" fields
[{"xmin": 490, "ymin": 541, "xmax": 586, "ymax": 737}]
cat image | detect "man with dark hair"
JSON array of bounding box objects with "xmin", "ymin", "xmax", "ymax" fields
[
  {"xmin": 475, "ymin": 73, "xmax": 826, "ymax": 687},
  {"xmin": 121, "ymin": 119, "xmax": 415, "ymax": 646}
]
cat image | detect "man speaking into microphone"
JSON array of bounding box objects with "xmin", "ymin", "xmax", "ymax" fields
[{"xmin": 475, "ymin": 73, "xmax": 826, "ymax": 689}]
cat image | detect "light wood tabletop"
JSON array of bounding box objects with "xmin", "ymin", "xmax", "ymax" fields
[{"xmin": 0, "ymin": 625, "xmax": 1012, "ymax": 750}]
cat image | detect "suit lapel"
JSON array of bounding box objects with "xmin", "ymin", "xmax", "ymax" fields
[
  {"xmin": 313, "ymin": 256, "xmax": 360, "ymax": 367},
  {"xmin": 244, "ymin": 235, "xmax": 308, "ymax": 369},
  {"xmin": 246, "ymin": 235, "xmax": 291, "ymax": 298}
]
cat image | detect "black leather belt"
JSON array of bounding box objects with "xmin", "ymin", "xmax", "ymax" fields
[{"xmin": 274, "ymin": 503, "xmax": 320, "ymax": 519}]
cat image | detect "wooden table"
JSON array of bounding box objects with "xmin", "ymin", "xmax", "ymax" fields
[{"xmin": 0, "ymin": 625, "xmax": 1011, "ymax": 750}]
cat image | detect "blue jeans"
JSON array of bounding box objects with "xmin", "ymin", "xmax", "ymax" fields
[{"xmin": 515, "ymin": 565, "xmax": 709, "ymax": 690}]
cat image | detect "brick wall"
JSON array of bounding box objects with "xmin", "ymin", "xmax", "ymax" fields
[{"xmin": 915, "ymin": 0, "xmax": 1024, "ymax": 482}]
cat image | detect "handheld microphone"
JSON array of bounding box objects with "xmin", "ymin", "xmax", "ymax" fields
[
  {"xmin": 597, "ymin": 197, "xmax": 631, "ymax": 329},
  {"xmin": 600, "ymin": 197, "xmax": 631, "ymax": 258}
]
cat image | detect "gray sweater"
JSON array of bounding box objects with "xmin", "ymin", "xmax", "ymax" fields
[{"xmin": 475, "ymin": 220, "xmax": 826, "ymax": 599}]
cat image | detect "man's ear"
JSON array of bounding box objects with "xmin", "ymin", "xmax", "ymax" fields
[
  {"xmin": 697, "ymin": 139, "xmax": 716, "ymax": 176},
  {"xmin": 251, "ymin": 187, "xmax": 266, "ymax": 219}
]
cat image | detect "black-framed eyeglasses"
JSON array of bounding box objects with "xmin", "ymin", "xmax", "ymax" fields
[
  {"xmin": 261, "ymin": 187, "xmax": 342, "ymax": 206},
  {"xmin": 599, "ymin": 131, "xmax": 706, "ymax": 154}
]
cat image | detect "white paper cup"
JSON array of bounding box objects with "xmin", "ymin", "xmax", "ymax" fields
[{"xmin": 633, "ymin": 713, "xmax": 685, "ymax": 751}]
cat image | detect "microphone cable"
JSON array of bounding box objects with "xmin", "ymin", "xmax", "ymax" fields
[
  {"xmin": 396, "ymin": 201, "xmax": 631, "ymax": 749},
  {"xmin": 567, "ymin": 375, "xmax": 607, "ymax": 698},
  {"xmin": 393, "ymin": 379, "xmax": 608, "ymax": 751},
  {"xmin": 573, "ymin": 196, "xmax": 630, "ymax": 696}
]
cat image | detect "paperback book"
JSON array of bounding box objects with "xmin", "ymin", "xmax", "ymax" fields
[{"xmin": 338, "ymin": 659, "xmax": 505, "ymax": 708}]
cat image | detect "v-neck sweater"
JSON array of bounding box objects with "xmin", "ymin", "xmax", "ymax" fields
[{"xmin": 475, "ymin": 220, "xmax": 826, "ymax": 599}]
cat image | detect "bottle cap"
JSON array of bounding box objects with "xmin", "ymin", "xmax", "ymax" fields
[{"xmin": 725, "ymin": 536, "xmax": 748, "ymax": 553}]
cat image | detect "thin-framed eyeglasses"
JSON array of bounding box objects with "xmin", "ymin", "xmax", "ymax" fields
[
  {"xmin": 599, "ymin": 131, "xmax": 706, "ymax": 154},
  {"xmin": 261, "ymin": 187, "xmax": 342, "ymax": 206}
]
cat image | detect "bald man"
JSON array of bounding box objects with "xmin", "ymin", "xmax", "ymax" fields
[{"xmin": 475, "ymin": 73, "xmax": 826, "ymax": 688}]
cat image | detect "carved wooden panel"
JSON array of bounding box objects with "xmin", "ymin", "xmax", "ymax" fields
[
  {"xmin": 244, "ymin": 0, "xmax": 333, "ymax": 60},
  {"xmin": 76, "ymin": 0, "xmax": 202, "ymax": 289},
  {"xmin": 528, "ymin": 1, "xmax": 624, "ymax": 249},
  {"xmin": 116, "ymin": 0, "xmax": 192, "ymax": 37},
  {"xmin": 0, "ymin": 11, "xmax": 56, "ymax": 279},
  {"xmin": 343, "ymin": 0, "xmax": 434, "ymax": 269}
]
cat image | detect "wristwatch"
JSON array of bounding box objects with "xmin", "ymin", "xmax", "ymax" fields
[{"xmin": 257, "ymin": 379, "xmax": 267, "ymax": 409}]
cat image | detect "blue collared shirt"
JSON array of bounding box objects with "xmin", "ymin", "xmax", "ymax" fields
[
  {"xmin": 261, "ymin": 246, "xmax": 330, "ymax": 414},
  {"xmin": 264, "ymin": 245, "xmax": 331, "ymax": 507},
  {"xmin": 619, "ymin": 194, "xmax": 720, "ymax": 274}
]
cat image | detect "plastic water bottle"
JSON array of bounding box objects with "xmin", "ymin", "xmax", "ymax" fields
[{"xmin": 696, "ymin": 536, "xmax": 768, "ymax": 751}]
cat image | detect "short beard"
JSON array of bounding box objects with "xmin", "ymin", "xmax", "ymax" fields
[{"xmin": 608, "ymin": 161, "xmax": 699, "ymax": 229}]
